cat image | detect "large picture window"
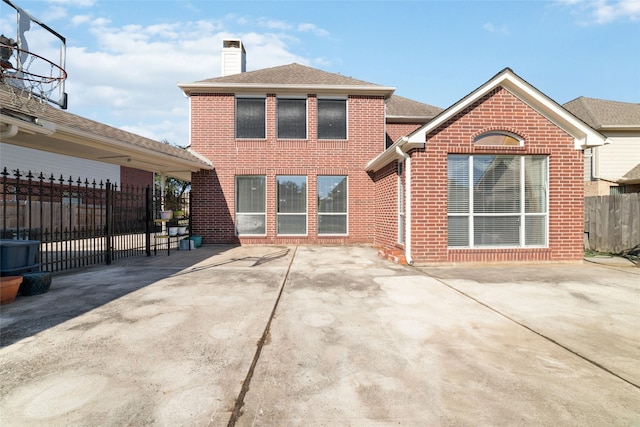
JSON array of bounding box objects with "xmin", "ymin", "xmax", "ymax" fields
[
  {"xmin": 277, "ymin": 176, "xmax": 307, "ymax": 235},
  {"xmin": 277, "ymin": 98, "xmax": 307, "ymax": 139},
  {"xmin": 448, "ymin": 155, "xmax": 548, "ymax": 247},
  {"xmin": 317, "ymin": 98, "xmax": 347, "ymax": 140},
  {"xmin": 235, "ymin": 176, "xmax": 266, "ymax": 235},
  {"xmin": 318, "ymin": 176, "xmax": 347, "ymax": 235},
  {"xmin": 236, "ymin": 97, "xmax": 265, "ymax": 139}
]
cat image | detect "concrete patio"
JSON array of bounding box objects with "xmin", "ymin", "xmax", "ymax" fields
[{"xmin": 1, "ymin": 245, "xmax": 639, "ymax": 426}]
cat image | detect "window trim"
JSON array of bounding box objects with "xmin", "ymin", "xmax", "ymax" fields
[
  {"xmin": 276, "ymin": 175, "xmax": 308, "ymax": 236},
  {"xmin": 277, "ymin": 96, "xmax": 308, "ymax": 140},
  {"xmin": 235, "ymin": 175, "xmax": 267, "ymax": 236},
  {"xmin": 235, "ymin": 95, "xmax": 267, "ymax": 140},
  {"xmin": 398, "ymin": 163, "xmax": 405, "ymax": 244},
  {"xmin": 474, "ymin": 131, "xmax": 523, "ymax": 147},
  {"xmin": 317, "ymin": 175, "xmax": 348, "ymax": 236},
  {"xmin": 317, "ymin": 96, "xmax": 348, "ymax": 140},
  {"xmin": 447, "ymin": 154, "xmax": 549, "ymax": 249}
]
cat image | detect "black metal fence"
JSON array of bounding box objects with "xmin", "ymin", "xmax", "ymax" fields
[{"xmin": 1, "ymin": 168, "xmax": 190, "ymax": 273}]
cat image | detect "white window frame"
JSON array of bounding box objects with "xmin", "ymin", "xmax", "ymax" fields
[
  {"xmin": 448, "ymin": 155, "xmax": 549, "ymax": 248},
  {"xmin": 474, "ymin": 131, "xmax": 524, "ymax": 147},
  {"xmin": 398, "ymin": 162, "xmax": 405, "ymax": 244},
  {"xmin": 235, "ymin": 175, "xmax": 267, "ymax": 236},
  {"xmin": 276, "ymin": 175, "xmax": 308, "ymax": 236},
  {"xmin": 317, "ymin": 175, "xmax": 348, "ymax": 236}
]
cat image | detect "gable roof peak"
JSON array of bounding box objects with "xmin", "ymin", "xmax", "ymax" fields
[{"xmin": 179, "ymin": 62, "xmax": 395, "ymax": 97}]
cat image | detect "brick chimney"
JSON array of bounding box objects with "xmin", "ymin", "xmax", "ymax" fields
[{"xmin": 221, "ymin": 39, "xmax": 246, "ymax": 76}]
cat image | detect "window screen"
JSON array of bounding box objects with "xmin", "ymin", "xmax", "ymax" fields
[
  {"xmin": 278, "ymin": 98, "xmax": 307, "ymax": 139},
  {"xmin": 277, "ymin": 176, "xmax": 307, "ymax": 235},
  {"xmin": 235, "ymin": 176, "xmax": 266, "ymax": 235},
  {"xmin": 236, "ymin": 98, "xmax": 265, "ymax": 139},
  {"xmin": 317, "ymin": 99, "xmax": 347, "ymax": 140},
  {"xmin": 318, "ymin": 176, "xmax": 347, "ymax": 235}
]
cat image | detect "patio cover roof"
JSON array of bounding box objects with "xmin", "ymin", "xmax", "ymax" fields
[{"xmin": 0, "ymin": 88, "xmax": 212, "ymax": 181}]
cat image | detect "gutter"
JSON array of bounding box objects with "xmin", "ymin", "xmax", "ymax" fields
[{"xmin": 395, "ymin": 138, "xmax": 413, "ymax": 265}]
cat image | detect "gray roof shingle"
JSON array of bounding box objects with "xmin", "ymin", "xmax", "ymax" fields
[
  {"xmin": 563, "ymin": 96, "xmax": 640, "ymax": 129},
  {"xmin": 196, "ymin": 62, "xmax": 385, "ymax": 87},
  {"xmin": 1, "ymin": 87, "xmax": 208, "ymax": 166},
  {"xmin": 386, "ymin": 95, "xmax": 443, "ymax": 120}
]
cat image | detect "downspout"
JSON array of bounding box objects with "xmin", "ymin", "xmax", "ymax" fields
[
  {"xmin": 395, "ymin": 144, "xmax": 413, "ymax": 265},
  {"xmin": 1, "ymin": 124, "xmax": 19, "ymax": 139}
]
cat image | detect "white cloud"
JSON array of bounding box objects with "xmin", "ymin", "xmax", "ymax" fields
[
  {"xmin": 298, "ymin": 23, "xmax": 330, "ymax": 37},
  {"xmin": 61, "ymin": 16, "xmax": 312, "ymax": 146},
  {"xmin": 71, "ymin": 14, "xmax": 91, "ymax": 25},
  {"xmin": 482, "ymin": 22, "xmax": 510, "ymax": 35},
  {"xmin": 558, "ymin": 0, "xmax": 640, "ymax": 24},
  {"xmin": 258, "ymin": 19, "xmax": 292, "ymax": 30}
]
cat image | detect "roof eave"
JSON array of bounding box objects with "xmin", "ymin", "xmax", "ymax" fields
[
  {"xmin": 386, "ymin": 115, "xmax": 436, "ymax": 123},
  {"xmin": 52, "ymin": 124, "xmax": 213, "ymax": 176},
  {"xmin": 366, "ymin": 136, "xmax": 423, "ymax": 172},
  {"xmin": 178, "ymin": 82, "xmax": 395, "ymax": 98},
  {"xmin": 406, "ymin": 68, "xmax": 608, "ymax": 150}
]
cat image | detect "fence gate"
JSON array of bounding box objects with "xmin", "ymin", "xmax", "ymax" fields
[{"xmin": 1, "ymin": 168, "xmax": 188, "ymax": 273}]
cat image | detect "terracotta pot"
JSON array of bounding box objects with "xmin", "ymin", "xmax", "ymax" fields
[{"xmin": 1, "ymin": 276, "xmax": 23, "ymax": 305}]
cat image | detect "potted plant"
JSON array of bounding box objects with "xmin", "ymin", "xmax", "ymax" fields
[
  {"xmin": 159, "ymin": 210, "xmax": 172, "ymax": 220},
  {"xmin": 1, "ymin": 276, "xmax": 23, "ymax": 305}
]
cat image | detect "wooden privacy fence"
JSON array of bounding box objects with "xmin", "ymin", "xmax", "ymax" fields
[{"xmin": 584, "ymin": 193, "xmax": 640, "ymax": 254}]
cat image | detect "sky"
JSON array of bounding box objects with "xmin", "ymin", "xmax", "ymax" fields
[{"xmin": 1, "ymin": 0, "xmax": 639, "ymax": 148}]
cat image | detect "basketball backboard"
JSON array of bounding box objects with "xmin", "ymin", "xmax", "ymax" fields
[{"xmin": 1, "ymin": 0, "xmax": 68, "ymax": 109}]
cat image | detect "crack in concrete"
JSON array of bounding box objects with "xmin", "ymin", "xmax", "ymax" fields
[
  {"xmin": 418, "ymin": 269, "xmax": 640, "ymax": 391},
  {"xmin": 226, "ymin": 246, "xmax": 298, "ymax": 426}
]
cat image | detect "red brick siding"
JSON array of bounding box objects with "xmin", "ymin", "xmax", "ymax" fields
[
  {"xmin": 407, "ymin": 87, "xmax": 584, "ymax": 264},
  {"xmin": 386, "ymin": 122, "xmax": 425, "ymax": 146},
  {"xmin": 120, "ymin": 166, "xmax": 153, "ymax": 188},
  {"xmin": 372, "ymin": 161, "xmax": 403, "ymax": 250},
  {"xmin": 190, "ymin": 93, "xmax": 386, "ymax": 244}
]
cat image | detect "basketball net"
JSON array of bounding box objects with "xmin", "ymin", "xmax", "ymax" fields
[{"xmin": 1, "ymin": 39, "xmax": 67, "ymax": 113}]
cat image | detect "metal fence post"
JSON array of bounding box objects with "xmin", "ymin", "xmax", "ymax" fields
[
  {"xmin": 145, "ymin": 185, "xmax": 152, "ymax": 256},
  {"xmin": 105, "ymin": 180, "xmax": 113, "ymax": 265}
]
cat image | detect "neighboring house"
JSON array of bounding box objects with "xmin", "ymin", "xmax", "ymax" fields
[
  {"xmin": 1, "ymin": 87, "xmax": 211, "ymax": 186},
  {"xmin": 563, "ymin": 97, "xmax": 640, "ymax": 195},
  {"xmin": 180, "ymin": 40, "xmax": 607, "ymax": 264}
]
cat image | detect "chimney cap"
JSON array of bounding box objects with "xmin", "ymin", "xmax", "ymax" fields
[{"xmin": 222, "ymin": 38, "xmax": 245, "ymax": 53}]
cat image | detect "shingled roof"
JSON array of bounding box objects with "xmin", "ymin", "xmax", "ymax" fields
[
  {"xmin": 563, "ymin": 96, "xmax": 640, "ymax": 129},
  {"xmin": 386, "ymin": 95, "xmax": 443, "ymax": 122},
  {"xmin": 179, "ymin": 63, "xmax": 395, "ymax": 97},
  {"xmin": 1, "ymin": 87, "xmax": 212, "ymax": 180}
]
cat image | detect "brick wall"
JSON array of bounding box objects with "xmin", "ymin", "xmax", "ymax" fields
[
  {"xmin": 410, "ymin": 87, "xmax": 584, "ymax": 263},
  {"xmin": 190, "ymin": 93, "xmax": 386, "ymax": 244},
  {"xmin": 386, "ymin": 123, "xmax": 425, "ymax": 147},
  {"xmin": 372, "ymin": 161, "xmax": 402, "ymax": 250},
  {"xmin": 120, "ymin": 166, "xmax": 153, "ymax": 189}
]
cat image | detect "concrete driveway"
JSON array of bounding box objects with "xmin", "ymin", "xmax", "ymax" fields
[{"xmin": 1, "ymin": 245, "xmax": 639, "ymax": 426}]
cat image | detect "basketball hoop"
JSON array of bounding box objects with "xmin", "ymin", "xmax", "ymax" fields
[{"xmin": 0, "ymin": 42, "xmax": 67, "ymax": 112}]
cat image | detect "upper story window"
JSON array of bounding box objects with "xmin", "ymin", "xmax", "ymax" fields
[
  {"xmin": 236, "ymin": 97, "xmax": 266, "ymax": 139},
  {"xmin": 277, "ymin": 98, "xmax": 307, "ymax": 139},
  {"xmin": 474, "ymin": 131, "xmax": 523, "ymax": 146},
  {"xmin": 317, "ymin": 98, "xmax": 347, "ymax": 140}
]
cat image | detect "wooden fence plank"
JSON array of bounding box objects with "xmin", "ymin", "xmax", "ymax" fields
[{"xmin": 585, "ymin": 193, "xmax": 640, "ymax": 254}]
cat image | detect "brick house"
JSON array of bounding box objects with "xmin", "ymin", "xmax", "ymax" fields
[{"xmin": 181, "ymin": 40, "xmax": 607, "ymax": 264}]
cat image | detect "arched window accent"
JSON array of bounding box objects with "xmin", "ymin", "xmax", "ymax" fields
[{"xmin": 474, "ymin": 131, "xmax": 523, "ymax": 146}]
